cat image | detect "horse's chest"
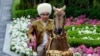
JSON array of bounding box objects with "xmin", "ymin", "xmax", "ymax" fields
[{"xmin": 50, "ymin": 37, "xmax": 68, "ymax": 51}]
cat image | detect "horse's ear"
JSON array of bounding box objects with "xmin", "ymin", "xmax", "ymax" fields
[
  {"xmin": 53, "ymin": 6, "xmax": 57, "ymax": 11},
  {"xmin": 62, "ymin": 5, "xmax": 66, "ymax": 10}
]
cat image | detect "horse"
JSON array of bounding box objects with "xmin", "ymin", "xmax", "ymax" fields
[{"xmin": 46, "ymin": 6, "xmax": 73, "ymax": 56}]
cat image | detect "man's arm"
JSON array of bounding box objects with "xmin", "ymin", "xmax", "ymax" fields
[{"xmin": 27, "ymin": 21, "xmax": 36, "ymax": 40}]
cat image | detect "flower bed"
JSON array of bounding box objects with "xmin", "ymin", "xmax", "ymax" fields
[
  {"xmin": 9, "ymin": 15, "xmax": 100, "ymax": 55},
  {"xmin": 10, "ymin": 17, "xmax": 33, "ymax": 56},
  {"xmin": 65, "ymin": 15, "xmax": 100, "ymax": 47},
  {"xmin": 72, "ymin": 44, "xmax": 100, "ymax": 56},
  {"xmin": 65, "ymin": 25, "xmax": 100, "ymax": 47}
]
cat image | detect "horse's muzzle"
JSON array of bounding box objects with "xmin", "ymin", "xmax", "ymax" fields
[{"xmin": 55, "ymin": 28, "xmax": 62, "ymax": 35}]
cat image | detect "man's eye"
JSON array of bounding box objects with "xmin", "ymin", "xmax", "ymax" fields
[{"xmin": 63, "ymin": 15, "xmax": 66, "ymax": 18}]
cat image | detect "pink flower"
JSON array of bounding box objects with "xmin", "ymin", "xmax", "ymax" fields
[
  {"xmin": 79, "ymin": 44, "xmax": 87, "ymax": 53},
  {"xmin": 27, "ymin": 41, "xmax": 32, "ymax": 48},
  {"xmin": 75, "ymin": 47, "xmax": 83, "ymax": 54},
  {"xmin": 32, "ymin": 34, "xmax": 37, "ymax": 49},
  {"xmin": 97, "ymin": 47, "xmax": 100, "ymax": 54},
  {"xmin": 92, "ymin": 54, "xmax": 99, "ymax": 56},
  {"xmin": 88, "ymin": 19, "xmax": 97, "ymax": 25},
  {"xmin": 70, "ymin": 47, "xmax": 76, "ymax": 53},
  {"xmin": 96, "ymin": 21, "xmax": 100, "ymax": 25},
  {"xmin": 85, "ymin": 47, "xmax": 94, "ymax": 54},
  {"xmin": 27, "ymin": 34, "xmax": 37, "ymax": 51},
  {"xmin": 72, "ymin": 17, "xmax": 85, "ymax": 26},
  {"xmin": 65, "ymin": 17, "xmax": 73, "ymax": 26},
  {"xmin": 77, "ymin": 15, "xmax": 86, "ymax": 20},
  {"xmin": 79, "ymin": 44, "xmax": 86, "ymax": 49}
]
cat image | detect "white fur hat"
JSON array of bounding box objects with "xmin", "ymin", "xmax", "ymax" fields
[{"xmin": 37, "ymin": 3, "xmax": 52, "ymax": 15}]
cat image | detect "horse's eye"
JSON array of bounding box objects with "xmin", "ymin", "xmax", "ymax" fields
[
  {"xmin": 63, "ymin": 15, "xmax": 66, "ymax": 18},
  {"xmin": 54, "ymin": 15, "xmax": 56, "ymax": 18}
]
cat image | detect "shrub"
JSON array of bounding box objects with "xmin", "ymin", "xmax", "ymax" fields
[
  {"xmin": 11, "ymin": 0, "xmax": 38, "ymax": 19},
  {"xmin": 11, "ymin": 0, "xmax": 20, "ymax": 18},
  {"xmin": 65, "ymin": 24, "xmax": 100, "ymax": 47},
  {"xmin": 68, "ymin": 38, "xmax": 100, "ymax": 47},
  {"xmin": 15, "ymin": 9, "xmax": 38, "ymax": 18}
]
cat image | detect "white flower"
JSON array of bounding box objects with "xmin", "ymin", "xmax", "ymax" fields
[
  {"xmin": 92, "ymin": 29, "xmax": 96, "ymax": 34},
  {"xmin": 85, "ymin": 26, "xmax": 89, "ymax": 30},
  {"xmin": 27, "ymin": 15, "xmax": 31, "ymax": 19},
  {"xmin": 84, "ymin": 30, "xmax": 92, "ymax": 34},
  {"xmin": 96, "ymin": 37, "xmax": 100, "ymax": 40},
  {"xmin": 88, "ymin": 36, "xmax": 94, "ymax": 40},
  {"xmin": 73, "ymin": 52, "xmax": 81, "ymax": 56},
  {"xmin": 82, "ymin": 37, "xmax": 88, "ymax": 40},
  {"xmin": 11, "ymin": 46, "xmax": 16, "ymax": 50},
  {"xmin": 10, "ymin": 17, "xmax": 32, "ymax": 56},
  {"xmin": 93, "ymin": 25, "xmax": 97, "ymax": 29},
  {"xmin": 76, "ymin": 28, "xmax": 80, "ymax": 30},
  {"xmin": 72, "ymin": 26, "xmax": 75, "ymax": 31},
  {"xmin": 72, "ymin": 37, "xmax": 75, "ymax": 39},
  {"xmin": 33, "ymin": 52, "xmax": 37, "ymax": 56},
  {"xmin": 78, "ymin": 31, "xmax": 82, "ymax": 35}
]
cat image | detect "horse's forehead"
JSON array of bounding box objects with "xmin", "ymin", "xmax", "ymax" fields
[
  {"xmin": 56, "ymin": 8, "xmax": 63, "ymax": 12},
  {"xmin": 55, "ymin": 9, "xmax": 65, "ymax": 15},
  {"xmin": 56, "ymin": 9, "xmax": 62, "ymax": 11},
  {"xmin": 55, "ymin": 12, "xmax": 65, "ymax": 17}
]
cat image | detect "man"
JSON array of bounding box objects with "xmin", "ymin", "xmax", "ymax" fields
[{"xmin": 27, "ymin": 3, "xmax": 54, "ymax": 56}]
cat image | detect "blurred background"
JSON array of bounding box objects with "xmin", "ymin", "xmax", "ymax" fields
[{"xmin": 12, "ymin": 0, "xmax": 100, "ymax": 19}]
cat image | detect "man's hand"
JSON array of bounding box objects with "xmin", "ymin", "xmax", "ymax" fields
[
  {"xmin": 27, "ymin": 36, "xmax": 35, "ymax": 45},
  {"xmin": 31, "ymin": 37, "xmax": 35, "ymax": 43}
]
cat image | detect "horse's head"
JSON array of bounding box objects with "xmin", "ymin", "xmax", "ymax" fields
[{"xmin": 53, "ymin": 6, "xmax": 66, "ymax": 35}]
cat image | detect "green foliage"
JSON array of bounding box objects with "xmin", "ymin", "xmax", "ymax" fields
[
  {"xmin": 68, "ymin": 0, "xmax": 89, "ymax": 8},
  {"xmin": 68, "ymin": 38, "xmax": 100, "ymax": 47},
  {"xmin": 18, "ymin": 0, "xmax": 35, "ymax": 10},
  {"xmin": 68, "ymin": 33, "xmax": 100, "ymax": 39},
  {"xmin": 11, "ymin": 0, "xmax": 21, "ymax": 18},
  {"xmin": 93, "ymin": 0, "xmax": 100, "ymax": 9},
  {"xmin": 11, "ymin": 0, "xmax": 38, "ymax": 19},
  {"xmin": 65, "ymin": 25, "xmax": 100, "ymax": 47},
  {"xmin": 96, "ymin": 26, "xmax": 100, "ymax": 32},
  {"xmin": 50, "ymin": 0, "xmax": 65, "ymax": 7},
  {"xmin": 65, "ymin": 6, "xmax": 80, "ymax": 17},
  {"xmin": 65, "ymin": 6, "xmax": 100, "ymax": 19},
  {"xmin": 15, "ymin": 8, "xmax": 38, "ymax": 18},
  {"xmin": 11, "ymin": 0, "xmax": 100, "ymax": 19}
]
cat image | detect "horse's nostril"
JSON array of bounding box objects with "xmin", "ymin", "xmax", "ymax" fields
[{"xmin": 56, "ymin": 28, "xmax": 62, "ymax": 34}]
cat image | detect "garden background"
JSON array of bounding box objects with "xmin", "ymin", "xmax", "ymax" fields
[
  {"xmin": 2, "ymin": 0, "xmax": 100, "ymax": 56},
  {"xmin": 12, "ymin": 0, "xmax": 100, "ymax": 19}
]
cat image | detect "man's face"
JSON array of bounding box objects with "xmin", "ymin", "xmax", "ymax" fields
[{"xmin": 40, "ymin": 12, "xmax": 50, "ymax": 22}]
